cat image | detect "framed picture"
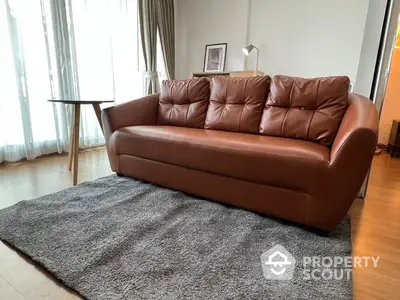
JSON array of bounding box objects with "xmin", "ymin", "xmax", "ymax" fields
[{"xmin": 203, "ymin": 43, "xmax": 227, "ymax": 72}]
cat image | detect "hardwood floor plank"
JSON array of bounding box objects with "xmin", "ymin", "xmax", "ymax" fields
[
  {"xmin": 0, "ymin": 275, "xmax": 27, "ymax": 300},
  {"xmin": 23, "ymin": 279, "xmax": 75, "ymax": 300}
]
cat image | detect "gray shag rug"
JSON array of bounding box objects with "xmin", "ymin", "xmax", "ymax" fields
[{"xmin": 0, "ymin": 175, "xmax": 352, "ymax": 300}]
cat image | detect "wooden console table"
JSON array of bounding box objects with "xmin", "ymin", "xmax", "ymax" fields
[
  {"xmin": 192, "ymin": 70, "xmax": 264, "ymax": 78},
  {"xmin": 48, "ymin": 99, "xmax": 114, "ymax": 185}
]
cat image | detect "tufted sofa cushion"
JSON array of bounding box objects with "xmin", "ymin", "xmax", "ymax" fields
[
  {"xmin": 157, "ymin": 78, "xmax": 210, "ymax": 128},
  {"xmin": 259, "ymin": 75, "xmax": 349, "ymax": 146},
  {"xmin": 204, "ymin": 76, "xmax": 271, "ymax": 133}
]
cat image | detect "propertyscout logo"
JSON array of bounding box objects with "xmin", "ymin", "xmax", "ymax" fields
[
  {"xmin": 261, "ymin": 244, "xmax": 295, "ymax": 280},
  {"xmin": 261, "ymin": 244, "xmax": 379, "ymax": 281}
]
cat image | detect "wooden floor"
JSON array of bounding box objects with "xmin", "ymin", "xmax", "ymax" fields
[{"xmin": 0, "ymin": 148, "xmax": 399, "ymax": 299}]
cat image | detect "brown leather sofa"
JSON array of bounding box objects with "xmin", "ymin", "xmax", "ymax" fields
[{"xmin": 102, "ymin": 75, "xmax": 378, "ymax": 231}]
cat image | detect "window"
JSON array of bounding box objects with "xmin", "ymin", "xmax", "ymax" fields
[{"xmin": 0, "ymin": 0, "xmax": 166, "ymax": 163}]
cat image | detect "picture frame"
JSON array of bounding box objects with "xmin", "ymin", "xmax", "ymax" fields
[{"xmin": 203, "ymin": 43, "xmax": 227, "ymax": 72}]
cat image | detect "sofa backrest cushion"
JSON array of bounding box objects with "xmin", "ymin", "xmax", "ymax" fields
[
  {"xmin": 204, "ymin": 76, "xmax": 271, "ymax": 133},
  {"xmin": 157, "ymin": 78, "xmax": 210, "ymax": 128},
  {"xmin": 259, "ymin": 75, "xmax": 349, "ymax": 146}
]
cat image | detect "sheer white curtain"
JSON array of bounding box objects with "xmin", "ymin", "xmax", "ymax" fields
[
  {"xmin": 157, "ymin": 30, "xmax": 168, "ymax": 83},
  {"xmin": 70, "ymin": 0, "xmax": 144, "ymax": 148},
  {"xmin": 0, "ymin": 0, "xmax": 59, "ymax": 162},
  {"xmin": 0, "ymin": 0, "xmax": 161, "ymax": 163}
]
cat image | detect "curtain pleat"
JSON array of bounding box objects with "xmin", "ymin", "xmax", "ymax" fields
[
  {"xmin": 50, "ymin": 0, "xmax": 80, "ymax": 151},
  {"xmin": 40, "ymin": 0, "xmax": 62, "ymax": 154},
  {"xmin": 138, "ymin": 0, "xmax": 158, "ymax": 95},
  {"xmin": 156, "ymin": 0, "xmax": 175, "ymax": 79},
  {"xmin": 4, "ymin": 0, "xmax": 36, "ymax": 160}
]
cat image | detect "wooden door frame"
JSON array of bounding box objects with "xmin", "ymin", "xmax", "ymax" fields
[
  {"xmin": 360, "ymin": 0, "xmax": 400, "ymax": 198},
  {"xmin": 371, "ymin": 0, "xmax": 400, "ymax": 115}
]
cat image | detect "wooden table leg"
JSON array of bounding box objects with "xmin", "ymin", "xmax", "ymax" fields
[
  {"xmin": 68, "ymin": 107, "xmax": 75, "ymax": 171},
  {"xmin": 92, "ymin": 103, "xmax": 103, "ymax": 133},
  {"xmin": 73, "ymin": 104, "xmax": 81, "ymax": 186}
]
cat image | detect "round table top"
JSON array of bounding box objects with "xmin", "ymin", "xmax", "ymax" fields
[{"xmin": 48, "ymin": 99, "xmax": 115, "ymax": 104}]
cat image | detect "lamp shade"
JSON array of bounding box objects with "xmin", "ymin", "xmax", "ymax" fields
[{"xmin": 243, "ymin": 44, "xmax": 255, "ymax": 56}]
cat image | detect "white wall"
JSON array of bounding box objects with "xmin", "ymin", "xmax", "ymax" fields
[
  {"xmin": 175, "ymin": 0, "xmax": 249, "ymax": 79},
  {"xmin": 175, "ymin": 0, "xmax": 370, "ymax": 83},
  {"xmin": 354, "ymin": 0, "xmax": 387, "ymax": 97}
]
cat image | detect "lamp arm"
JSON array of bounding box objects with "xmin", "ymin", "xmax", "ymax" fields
[{"xmin": 254, "ymin": 46, "xmax": 259, "ymax": 76}]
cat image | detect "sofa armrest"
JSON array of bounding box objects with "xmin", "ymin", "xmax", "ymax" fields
[
  {"xmin": 101, "ymin": 93, "xmax": 160, "ymax": 135},
  {"xmin": 330, "ymin": 93, "xmax": 378, "ymax": 165},
  {"xmin": 101, "ymin": 93, "xmax": 159, "ymax": 172},
  {"xmin": 307, "ymin": 94, "xmax": 378, "ymax": 229}
]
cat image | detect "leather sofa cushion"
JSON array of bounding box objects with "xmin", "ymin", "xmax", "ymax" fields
[
  {"xmin": 204, "ymin": 76, "xmax": 271, "ymax": 133},
  {"xmin": 259, "ymin": 76, "xmax": 349, "ymax": 146},
  {"xmin": 157, "ymin": 78, "xmax": 210, "ymax": 128},
  {"xmin": 113, "ymin": 125, "xmax": 330, "ymax": 193}
]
